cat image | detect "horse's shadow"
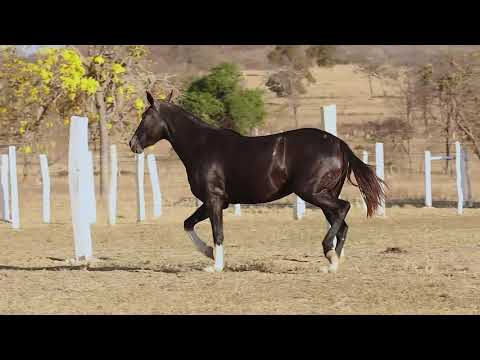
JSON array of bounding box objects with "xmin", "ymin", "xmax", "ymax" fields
[
  {"xmin": 0, "ymin": 261, "xmax": 299, "ymax": 274},
  {"xmin": 0, "ymin": 255, "xmax": 323, "ymax": 274},
  {"xmin": 0, "ymin": 263, "xmax": 186, "ymax": 274}
]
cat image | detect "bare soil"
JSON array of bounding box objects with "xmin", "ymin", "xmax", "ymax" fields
[{"xmin": 1, "ymin": 192, "xmax": 479, "ymax": 314}]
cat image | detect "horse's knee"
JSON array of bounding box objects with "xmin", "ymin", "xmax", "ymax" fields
[{"xmin": 184, "ymin": 219, "xmax": 193, "ymax": 231}]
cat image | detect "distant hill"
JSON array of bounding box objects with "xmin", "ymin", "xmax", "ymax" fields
[
  {"xmin": 145, "ymin": 45, "xmax": 480, "ymax": 73},
  {"xmin": 70, "ymin": 45, "xmax": 480, "ymax": 74}
]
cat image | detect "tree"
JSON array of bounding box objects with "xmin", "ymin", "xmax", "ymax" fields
[
  {"xmin": 403, "ymin": 50, "xmax": 480, "ymax": 166},
  {"xmin": 354, "ymin": 48, "xmax": 393, "ymax": 98},
  {"xmin": 0, "ymin": 45, "xmax": 170, "ymax": 194},
  {"xmin": 362, "ymin": 116, "xmax": 415, "ymax": 174},
  {"xmin": 265, "ymin": 45, "xmax": 337, "ymax": 129},
  {"xmin": 0, "ymin": 46, "xmax": 100, "ymax": 177},
  {"xmin": 179, "ymin": 63, "xmax": 265, "ymax": 135}
]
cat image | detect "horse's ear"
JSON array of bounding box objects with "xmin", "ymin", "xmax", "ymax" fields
[
  {"xmin": 166, "ymin": 90, "xmax": 174, "ymax": 102},
  {"xmin": 146, "ymin": 91, "xmax": 156, "ymax": 108}
]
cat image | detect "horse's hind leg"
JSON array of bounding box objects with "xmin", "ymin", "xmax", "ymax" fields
[
  {"xmin": 184, "ymin": 204, "xmax": 213, "ymax": 259},
  {"xmin": 298, "ymin": 190, "xmax": 351, "ymax": 273},
  {"xmin": 323, "ymin": 209, "xmax": 348, "ymax": 261}
]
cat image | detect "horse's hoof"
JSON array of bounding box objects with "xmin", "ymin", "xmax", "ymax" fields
[
  {"xmin": 203, "ymin": 266, "xmax": 215, "ymax": 273},
  {"xmin": 203, "ymin": 265, "xmax": 224, "ymax": 273},
  {"xmin": 326, "ymin": 250, "xmax": 339, "ymax": 273},
  {"xmin": 214, "ymin": 264, "xmax": 224, "ymax": 272},
  {"xmin": 328, "ymin": 263, "xmax": 339, "ymax": 273}
]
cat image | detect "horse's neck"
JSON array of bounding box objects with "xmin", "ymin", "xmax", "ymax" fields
[{"xmin": 164, "ymin": 108, "xmax": 211, "ymax": 166}]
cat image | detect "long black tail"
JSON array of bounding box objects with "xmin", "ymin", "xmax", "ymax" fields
[{"xmin": 341, "ymin": 142, "xmax": 386, "ymax": 217}]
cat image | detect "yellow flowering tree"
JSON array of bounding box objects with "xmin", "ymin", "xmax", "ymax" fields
[
  {"xmin": 0, "ymin": 45, "xmax": 174, "ymax": 194},
  {"xmin": 82, "ymin": 45, "xmax": 174, "ymax": 194},
  {"xmin": 0, "ymin": 46, "xmax": 100, "ymax": 178}
]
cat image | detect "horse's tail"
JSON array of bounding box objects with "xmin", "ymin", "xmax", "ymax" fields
[{"xmin": 341, "ymin": 141, "xmax": 386, "ymax": 217}]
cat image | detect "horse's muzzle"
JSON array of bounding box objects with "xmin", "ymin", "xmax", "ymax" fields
[{"xmin": 129, "ymin": 136, "xmax": 144, "ymax": 154}]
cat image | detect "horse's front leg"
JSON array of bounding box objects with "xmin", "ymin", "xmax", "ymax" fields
[
  {"xmin": 184, "ymin": 204, "xmax": 213, "ymax": 259},
  {"xmin": 205, "ymin": 196, "xmax": 225, "ymax": 272}
]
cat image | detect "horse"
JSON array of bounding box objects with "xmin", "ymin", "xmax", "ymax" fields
[{"xmin": 129, "ymin": 91, "xmax": 385, "ymax": 273}]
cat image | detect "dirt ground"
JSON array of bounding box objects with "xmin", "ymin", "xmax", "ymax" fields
[{"xmin": 1, "ymin": 190, "xmax": 480, "ymax": 315}]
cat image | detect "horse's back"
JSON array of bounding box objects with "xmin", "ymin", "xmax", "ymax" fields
[{"xmin": 215, "ymin": 128, "xmax": 343, "ymax": 203}]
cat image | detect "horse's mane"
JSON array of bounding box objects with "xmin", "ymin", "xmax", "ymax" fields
[
  {"xmin": 162, "ymin": 102, "xmax": 217, "ymax": 129},
  {"xmin": 220, "ymin": 128, "xmax": 242, "ymax": 136},
  {"xmin": 163, "ymin": 102, "xmax": 243, "ymax": 136}
]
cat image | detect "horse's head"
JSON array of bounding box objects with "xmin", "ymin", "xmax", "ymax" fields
[{"xmin": 129, "ymin": 90, "xmax": 173, "ymax": 154}]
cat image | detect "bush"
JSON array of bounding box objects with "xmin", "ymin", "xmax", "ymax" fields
[{"xmin": 180, "ymin": 62, "xmax": 265, "ymax": 135}]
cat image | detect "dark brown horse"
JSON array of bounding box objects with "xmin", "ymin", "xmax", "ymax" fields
[{"xmin": 129, "ymin": 91, "xmax": 385, "ymax": 273}]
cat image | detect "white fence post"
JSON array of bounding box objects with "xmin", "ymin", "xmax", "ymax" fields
[
  {"xmin": 424, "ymin": 151, "xmax": 432, "ymax": 208},
  {"xmin": 87, "ymin": 151, "xmax": 96, "ymax": 224},
  {"xmin": 293, "ymin": 195, "xmax": 305, "ymax": 220},
  {"xmin": 108, "ymin": 145, "xmax": 118, "ymax": 225},
  {"xmin": 136, "ymin": 152, "xmax": 146, "ymax": 222},
  {"xmin": 68, "ymin": 116, "xmax": 93, "ymax": 260},
  {"xmin": 321, "ymin": 104, "xmax": 338, "ymax": 246},
  {"xmin": 8, "ymin": 146, "xmax": 19, "ymax": 229},
  {"xmin": 375, "ymin": 142, "xmax": 385, "ymax": 217},
  {"xmin": 147, "ymin": 154, "xmax": 162, "ymax": 219},
  {"xmin": 461, "ymin": 148, "xmax": 472, "ymax": 207},
  {"xmin": 234, "ymin": 204, "xmax": 241, "ymax": 216},
  {"xmin": 361, "ymin": 150, "xmax": 369, "ymax": 212},
  {"xmin": 39, "ymin": 154, "xmax": 50, "ymax": 224},
  {"xmin": 0, "ymin": 154, "xmax": 9, "ymax": 222},
  {"xmin": 455, "ymin": 142, "xmax": 463, "ymax": 215}
]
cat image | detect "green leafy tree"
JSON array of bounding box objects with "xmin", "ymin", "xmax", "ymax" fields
[{"xmin": 179, "ymin": 63, "xmax": 265, "ymax": 135}]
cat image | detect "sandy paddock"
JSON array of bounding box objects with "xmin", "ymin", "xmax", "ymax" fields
[{"xmin": 1, "ymin": 190, "xmax": 479, "ymax": 314}]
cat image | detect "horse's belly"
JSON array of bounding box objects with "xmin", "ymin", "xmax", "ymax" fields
[{"xmin": 227, "ymin": 166, "xmax": 290, "ymax": 204}]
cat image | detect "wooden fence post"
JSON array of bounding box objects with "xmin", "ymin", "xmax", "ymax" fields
[
  {"xmin": 39, "ymin": 154, "xmax": 50, "ymax": 223},
  {"xmin": 68, "ymin": 116, "xmax": 93, "ymax": 260},
  {"xmin": 321, "ymin": 105, "xmax": 338, "ymax": 245},
  {"xmin": 136, "ymin": 153, "xmax": 146, "ymax": 222},
  {"xmin": 461, "ymin": 148, "xmax": 472, "ymax": 207},
  {"xmin": 0, "ymin": 154, "xmax": 9, "ymax": 222},
  {"xmin": 108, "ymin": 145, "xmax": 118, "ymax": 225},
  {"xmin": 361, "ymin": 150, "xmax": 369, "ymax": 212},
  {"xmin": 147, "ymin": 154, "xmax": 162, "ymax": 219},
  {"xmin": 293, "ymin": 195, "xmax": 305, "ymax": 220},
  {"xmin": 375, "ymin": 142, "xmax": 385, "ymax": 216},
  {"xmin": 8, "ymin": 146, "xmax": 20, "ymax": 229},
  {"xmin": 455, "ymin": 142, "xmax": 463, "ymax": 215},
  {"xmin": 424, "ymin": 151, "xmax": 432, "ymax": 208}
]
